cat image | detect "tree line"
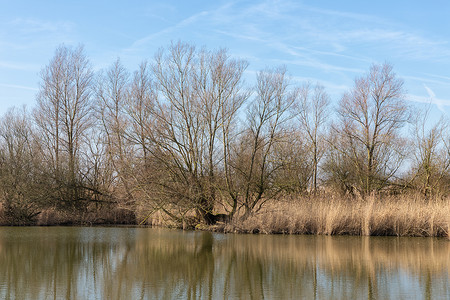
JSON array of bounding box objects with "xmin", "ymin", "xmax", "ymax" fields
[{"xmin": 0, "ymin": 42, "xmax": 449, "ymax": 225}]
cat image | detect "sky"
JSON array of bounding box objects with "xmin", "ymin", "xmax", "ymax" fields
[{"xmin": 1, "ymin": 0, "xmax": 450, "ymax": 118}]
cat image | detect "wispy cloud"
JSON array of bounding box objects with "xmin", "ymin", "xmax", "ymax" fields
[
  {"xmin": 226, "ymin": 1, "xmax": 450, "ymax": 62},
  {"xmin": 290, "ymin": 74, "xmax": 350, "ymax": 94},
  {"xmin": 9, "ymin": 18, "xmax": 74, "ymax": 34},
  {"xmin": 424, "ymin": 85, "xmax": 436, "ymax": 99},
  {"xmin": 424, "ymin": 85, "xmax": 449, "ymax": 114},
  {"xmin": 120, "ymin": 0, "xmax": 450, "ymax": 84},
  {"xmin": 408, "ymin": 86, "xmax": 450, "ymax": 114},
  {"xmin": 423, "ymin": 73, "xmax": 450, "ymax": 81},
  {"xmin": 0, "ymin": 61, "xmax": 39, "ymax": 71},
  {"xmin": 271, "ymin": 56, "xmax": 364, "ymax": 75},
  {"xmin": 125, "ymin": 10, "xmax": 209, "ymax": 53},
  {"xmin": 0, "ymin": 83, "xmax": 38, "ymax": 92},
  {"xmin": 214, "ymin": 30, "xmax": 265, "ymax": 43},
  {"xmin": 205, "ymin": 0, "xmax": 450, "ymax": 78},
  {"xmin": 0, "ymin": 18, "xmax": 76, "ymax": 53},
  {"xmin": 297, "ymin": 3, "xmax": 390, "ymax": 25},
  {"xmin": 402, "ymin": 75, "xmax": 450, "ymax": 87},
  {"xmin": 142, "ymin": 3, "xmax": 177, "ymax": 22}
]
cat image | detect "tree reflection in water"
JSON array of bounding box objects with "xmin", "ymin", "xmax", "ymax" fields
[{"xmin": 0, "ymin": 227, "xmax": 448, "ymax": 299}]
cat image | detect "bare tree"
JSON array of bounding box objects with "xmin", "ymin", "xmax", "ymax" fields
[
  {"xmin": 0, "ymin": 107, "xmax": 42, "ymax": 223},
  {"xmin": 323, "ymin": 129, "xmax": 361, "ymax": 195},
  {"xmin": 331, "ymin": 63, "xmax": 408, "ymax": 195},
  {"xmin": 194, "ymin": 48, "xmax": 249, "ymax": 219},
  {"xmin": 409, "ymin": 106, "xmax": 449, "ymax": 197},
  {"xmin": 234, "ymin": 66, "xmax": 296, "ymax": 217},
  {"xmin": 150, "ymin": 42, "xmax": 204, "ymax": 222},
  {"xmin": 125, "ymin": 61, "xmax": 156, "ymax": 164},
  {"xmin": 295, "ymin": 82, "xmax": 330, "ymax": 194},
  {"xmin": 149, "ymin": 42, "xmax": 248, "ymax": 224},
  {"xmin": 34, "ymin": 47, "xmax": 65, "ymax": 179},
  {"xmin": 34, "ymin": 45, "xmax": 94, "ymax": 208},
  {"xmin": 270, "ymin": 131, "xmax": 311, "ymax": 193},
  {"xmin": 79, "ymin": 127, "xmax": 115, "ymax": 206},
  {"xmin": 95, "ymin": 58, "xmax": 133, "ymax": 204}
]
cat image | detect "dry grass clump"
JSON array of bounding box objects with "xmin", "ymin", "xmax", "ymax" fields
[
  {"xmin": 226, "ymin": 196, "xmax": 361, "ymax": 235},
  {"xmin": 366, "ymin": 195, "xmax": 449, "ymax": 237},
  {"xmin": 225, "ymin": 194, "xmax": 450, "ymax": 238}
]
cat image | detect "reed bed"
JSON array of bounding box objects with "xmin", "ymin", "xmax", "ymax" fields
[
  {"xmin": 1, "ymin": 193, "xmax": 449, "ymax": 238},
  {"xmin": 223, "ymin": 194, "xmax": 450, "ymax": 238}
]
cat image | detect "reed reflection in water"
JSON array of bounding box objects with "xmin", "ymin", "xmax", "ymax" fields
[{"xmin": 0, "ymin": 227, "xmax": 448, "ymax": 299}]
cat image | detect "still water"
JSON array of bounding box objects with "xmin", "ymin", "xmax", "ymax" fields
[{"xmin": 0, "ymin": 227, "xmax": 448, "ymax": 300}]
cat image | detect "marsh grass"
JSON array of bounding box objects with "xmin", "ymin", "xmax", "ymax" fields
[
  {"xmin": 1, "ymin": 193, "xmax": 448, "ymax": 238},
  {"xmin": 224, "ymin": 194, "xmax": 450, "ymax": 238}
]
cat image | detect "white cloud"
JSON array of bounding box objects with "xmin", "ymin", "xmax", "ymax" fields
[
  {"xmin": 423, "ymin": 73, "xmax": 450, "ymax": 81},
  {"xmin": 125, "ymin": 10, "xmax": 209, "ymax": 53},
  {"xmin": 424, "ymin": 85, "xmax": 436, "ymax": 99},
  {"xmin": 0, "ymin": 83, "xmax": 38, "ymax": 92},
  {"xmin": 408, "ymin": 88, "xmax": 450, "ymax": 115},
  {"xmin": 9, "ymin": 18, "xmax": 74, "ymax": 35},
  {"xmin": 0, "ymin": 61, "xmax": 39, "ymax": 71},
  {"xmin": 297, "ymin": 3, "xmax": 389, "ymax": 25},
  {"xmin": 237, "ymin": 1, "xmax": 450, "ymax": 62}
]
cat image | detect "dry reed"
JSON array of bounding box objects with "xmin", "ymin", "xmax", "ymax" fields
[{"xmin": 224, "ymin": 194, "xmax": 450, "ymax": 238}]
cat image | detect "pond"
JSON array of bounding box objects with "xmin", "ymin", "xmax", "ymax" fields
[{"xmin": 0, "ymin": 227, "xmax": 448, "ymax": 299}]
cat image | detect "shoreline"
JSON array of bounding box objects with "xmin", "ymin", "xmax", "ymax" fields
[
  {"xmin": 0, "ymin": 223, "xmax": 448, "ymax": 240},
  {"xmin": 1, "ymin": 195, "xmax": 449, "ymax": 239}
]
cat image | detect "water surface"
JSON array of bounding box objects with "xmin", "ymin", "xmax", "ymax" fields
[{"xmin": 0, "ymin": 227, "xmax": 448, "ymax": 299}]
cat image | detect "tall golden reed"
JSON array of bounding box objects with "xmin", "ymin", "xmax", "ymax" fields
[{"xmin": 225, "ymin": 193, "xmax": 450, "ymax": 238}]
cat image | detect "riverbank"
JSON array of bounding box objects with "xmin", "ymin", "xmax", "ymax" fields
[
  {"xmin": 1, "ymin": 194, "xmax": 449, "ymax": 238},
  {"xmin": 207, "ymin": 195, "xmax": 450, "ymax": 238},
  {"xmin": 0, "ymin": 204, "xmax": 136, "ymax": 226}
]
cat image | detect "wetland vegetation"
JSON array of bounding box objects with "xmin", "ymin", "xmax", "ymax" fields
[{"xmin": 0, "ymin": 42, "xmax": 449, "ymax": 237}]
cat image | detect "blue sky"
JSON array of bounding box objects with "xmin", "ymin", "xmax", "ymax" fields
[{"xmin": 1, "ymin": 0, "xmax": 450, "ymax": 117}]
